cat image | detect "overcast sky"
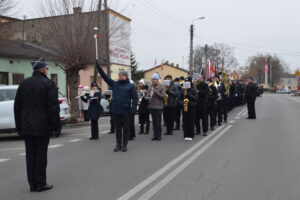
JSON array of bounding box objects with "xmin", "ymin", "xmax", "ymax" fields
[{"xmin": 16, "ymin": 0, "xmax": 300, "ymax": 72}]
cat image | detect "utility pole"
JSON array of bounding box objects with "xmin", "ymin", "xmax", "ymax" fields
[
  {"xmin": 269, "ymin": 58, "xmax": 272, "ymax": 88},
  {"xmin": 22, "ymin": 15, "xmax": 27, "ymax": 41},
  {"xmin": 189, "ymin": 24, "xmax": 194, "ymax": 76},
  {"xmin": 93, "ymin": 0, "xmax": 102, "ymax": 83},
  {"xmin": 104, "ymin": 0, "xmax": 111, "ymax": 78}
]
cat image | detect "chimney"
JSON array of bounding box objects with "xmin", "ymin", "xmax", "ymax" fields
[
  {"xmin": 166, "ymin": 61, "xmax": 169, "ymax": 65},
  {"xmin": 176, "ymin": 64, "xmax": 179, "ymax": 68},
  {"xmin": 73, "ymin": 7, "xmax": 82, "ymax": 14},
  {"xmin": 170, "ymin": 63, "xmax": 174, "ymax": 66}
]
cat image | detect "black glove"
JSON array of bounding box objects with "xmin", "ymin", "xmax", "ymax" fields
[{"xmin": 166, "ymin": 90, "xmax": 170, "ymax": 95}]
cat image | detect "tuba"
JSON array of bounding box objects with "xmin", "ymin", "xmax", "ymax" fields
[{"xmin": 183, "ymin": 88, "xmax": 189, "ymax": 112}]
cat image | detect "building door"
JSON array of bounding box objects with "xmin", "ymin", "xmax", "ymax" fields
[{"xmin": 0, "ymin": 72, "xmax": 9, "ymax": 85}]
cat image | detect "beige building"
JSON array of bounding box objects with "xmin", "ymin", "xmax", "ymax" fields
[{"xmin": 144, "ymin": 63, "xmax": 189, "ymax": 81}]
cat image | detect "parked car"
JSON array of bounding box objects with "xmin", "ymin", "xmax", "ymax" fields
[
  {"xmin": 276, "ymin": 88, "xmax": 292, "ymax": 94},
  {"xmin": 0, "ymin": 85, "xmax": 70, "ymax": 134}
]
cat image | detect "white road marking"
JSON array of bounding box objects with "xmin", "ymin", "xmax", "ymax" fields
[
  {"xmin": 19, "ymin": 153, "xmax": 26, "ymax": 156},
  {"xmin": 137, "ymin": 125, "xmax": 233, "ymax": 200},
  {"xmin": 116, "ymin": 125, "xmax": 224, "ymax": 200},
  {"xmin": 242, "ymin": 110, "xmax": 248, "ymax": 116},
  {"xmin": 101, "ymin": 130, "xmax": 111, "ymax": 134},
  {"xmin": 237, "ymin": 108, "xmax": 247, "ymax": 116},
  {"xmin": 234, "ymin": 116, "xmax": 240, "ymax": 119},
  {"xmin": 0, "ymin": 159, "xmax": 10, "ymax": 163},
  {"xmin": 229, "ymin": 120, "xmax": 236, "ymax": 124},
  {"xmin": 0, "ymin": 147, "xmax": 24, "ymax": 151},
  {"xmin": 69, "ymin": 139, "xmax": 83, "ymax": 143},
  {"xmin": 48, "ymin": 144, "xmax": 63, "ymax": 149}
]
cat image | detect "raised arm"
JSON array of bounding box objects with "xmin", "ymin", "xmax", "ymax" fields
[{"xmin": 96, "ymin": 61, "xmax": 114, "ymax": 86}]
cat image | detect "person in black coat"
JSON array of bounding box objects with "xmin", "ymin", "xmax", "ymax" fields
[
  {"xmin": 81, "ymin": 82, "xmax": 101, "ymax": 140},
  {"xmin": 245, "ymin": 77, "xmax": 257, "ymax": 119},
  {"xmin": 179, "ymin": 77, "xmax": 198, "ymax": 140},
  {"xmin": 163, "ymin": 75, "xmax": 180, "ymax": 135},
  {"xmin": 214, "ymin": 75, "xmax": 226, "ymax": 126},
  {"xmin": 195, "ymin": 76, "xmax": 209, "ymax": 136},
  {"xmin": 138, "ymin": 85, "xmax": 150, "ymax": 134},
  {"xmin": 174, "ymin": 78, "xmax": 182, "ymax": 130},
  {"xmin": 14, "ymin": 58, "xmax": 60, "ymax": 192},
  {"xmin": 96, "ymin": 61, "xmax": 138, "ymax": 152},
  {"xmin": 207, "ymin": 78, "xmax": 218, "ymax": 130}
]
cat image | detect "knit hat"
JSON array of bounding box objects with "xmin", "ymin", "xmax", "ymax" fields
[
  {"xmin": 119, "ymin": 70, "xmax": 128, "ymax": 78},
  {"xmin": 151, "ymin": 73, "xmax": 160, "ymax": 80},
  {"xmin": 31, "ymin": 57, "xmax": 47, "ymax": 70}
]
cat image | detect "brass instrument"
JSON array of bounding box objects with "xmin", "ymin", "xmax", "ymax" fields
[
  {"xmin": 164, "ymin": 94, "xmax": 169, "ymax": 105},
  {"xmin": 223, "ymin": 77, "xmax": 231, "ymax": 96},
  {"xmin": 183, "ymin": 88, "xmax": 189, "ymax": 112}
]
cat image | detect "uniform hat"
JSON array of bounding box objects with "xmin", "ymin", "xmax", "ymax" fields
[
  {"xmin": 151, "ymin": 73, "xmax": 160, "ymax": 80},
  {"xmin": 91, "ymin": 82, "xmax": 98, "ymax": 87},
  {"xmin": 184, "ymin": 77, "xmax": 192, "ymax": 82},
  {"xmin": 31, "ymin": 57, "xmax": 47, "ymax": 70},
  {"xmin": 179, "ymin": 76, "xmax": 185, "ymax": 81},
  {"xmin": 119, "ymin": 70, "xmax": 128, "ymax": 78}
]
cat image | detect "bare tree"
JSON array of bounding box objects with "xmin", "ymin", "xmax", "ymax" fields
[
  {"xmin": 193, "ymin": 43, "xmax": 238, "ymax": 73},
  {"xmin": 245, "ymin": 54, "xmax": 285, "ymax": 86},
  {"xmin": 36, "ymin": 0, "xmax": 130, "ymax": 121},
  {"xmin": 0, "ymin": 0, "xmax": 16, "ymax": 15}
]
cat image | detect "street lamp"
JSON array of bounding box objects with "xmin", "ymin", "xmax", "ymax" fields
[{"xmin": 189, "ymin": 17, "xmax": 205, "ymax": 75}]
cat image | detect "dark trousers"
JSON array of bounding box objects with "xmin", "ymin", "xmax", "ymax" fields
[
  {"xmin": 175, "ymin": 105, "xmax": 181, "ymax": 129},
  {"xmin": 163, "ymin": 106, "xmax": 177, "ymax": 133},
  {"xmin": 83, "ymin": 110, "xmax": 89, "ymax": 122},
  {"xmin": 129, "ymin": 114, "xmax": 136, "ymax": 139},
  {"xmin": 183, "ymin": 106, "xmax": 197, "ymax": 138},
  {"xmin": 110, "ymin": 113, "xmax": 115, "ymax": 133},
  {"xmin": 151, "ymin": 109, "xmax": 162, "ymax": 139},
  {"xmin": 247, "ymin": 99, "xmax": 256, "ymax": 118},
  {"xmin": 195, "ymin": 108, "xmax": 208, "ymax": 134},
  {"xmin": 24, "ymin": 136, "xmax": 50, "ymax": 189},
  {"xmin": 207, "ymin": 106, "xmax": 216, "ymax": 129},
  {"xmin": 222, "ymin": 97, "xmax": 228, "ymax": 121},
  {"xmin": 114, "ymin": 114, "xmax": 130, "ymax": 147},
  {"xmin": 91, "ymin": 119, "xmax": 99, "ymax": 139},
  {"xmin": 139, "ymin": 113, "xmax": 150, "ymax": 133},
  {"xmin": 216, "ymin": 100, "xmax": 223, "ymax": 124}
]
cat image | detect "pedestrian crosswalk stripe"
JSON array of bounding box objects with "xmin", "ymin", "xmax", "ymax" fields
[
  {"xmin": 19, "ymin": 153, "xmax": 26, "ymax": 156},
  {"xmin": 0, "ymin": 159, "xmax": 10, "ymax": 163}
]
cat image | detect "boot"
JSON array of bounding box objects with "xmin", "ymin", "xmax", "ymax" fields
[
  {"xmin": 145, "ymin": 124, "xmax": 150, "ymax": 134},
  {"xmin": 138, "ymin": 124, "xmax": 144, "ymax": 134},
  {"xmin": 114, "ymin": 145, "xmax": 122, "ymax": 152}
]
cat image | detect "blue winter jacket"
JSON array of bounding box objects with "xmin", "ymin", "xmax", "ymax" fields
[{"xmin": 96, "ymin": 62, "xmax": 138, "ymax": 115}]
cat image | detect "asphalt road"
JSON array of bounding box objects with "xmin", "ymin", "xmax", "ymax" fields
[{"xmin": 0, "ymin": 94, "xmax": 300, "ymax": 200}]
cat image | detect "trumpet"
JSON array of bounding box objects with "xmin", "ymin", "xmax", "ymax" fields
[{"xmin": 183, "ymin": 88, "xmax": 189, "ymax": 112}]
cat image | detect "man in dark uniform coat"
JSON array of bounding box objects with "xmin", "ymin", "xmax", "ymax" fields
[
  {"xmin": 195, "ymin": 76, "xmax": 209, "ymax": 136},
  {"xmin": 245, "ymin": 77, "xmax": 257, "ymax": 119},
  {"xmin": 14, "ymin": 58, "xmax": 61, "ymax": 192}
]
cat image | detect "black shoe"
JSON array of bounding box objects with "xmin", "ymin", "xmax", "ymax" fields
[
  {"xmin": 224, "ymin": 120, "xmax": 228, "ymax": 123},
  {"xmin": 195, "ymin": 131, "xmax": 201, "ymax": 135},
  {"xmin": 151, "ymin": 137, "xmax": 157, "ymax": 141},
  {"xmin": 128, "ymin": 137, "xmax": 134, "ymax": 141},
  {"xmin": 157, "ymin": 138, "xmax": 161, "ymax": 141},
  {"xmin": 109, "ymin": 131, "xmax": 114, "ymax": 134},
  {"xmin": 211, "ymin": 127, "xmax": 215, "ymax": 130},
  {"xmin": 175, "ymin": 126, "xmax": 180, "ymax": 130},
  {"xmin": 30, "ymin": 187, "xmax": 36, "ymax": 192},
  {"xmin": 89, "ymin": 137, "xmax": 98, "ymax": 140},
  {"xmin": 164, "ymin": 132, "xmax": 170, "ymax": 135},
  {"xmin": 114, "ymin": 146, "xmax": 122, "ymax": 152},
  {"xmin": 218, "ymin": 123, "xmax": 222, "ymax": 126},
  {"xmin": 169, "ymin": 132, "xmax": 173, "ymax": 135},
  {"xmin": 36, "ymin": 184, "xmax": 53, "ymax": 192},
  {"xmin": 203, "ymin": 132, "xmax": 208, "ymax": 137},
  {"xmin": 144, "ymin": 131, "xmax": 149, "ymax": 134},
  {"xmin": 122, "ymin": 147, "xmax": 128, "ymax": 152}
]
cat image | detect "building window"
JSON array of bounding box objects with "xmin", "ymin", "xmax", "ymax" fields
[
  {"xmin": 51, "ymin": 74, "xmax": 58, "ymax": 86},
  {"xmin": 0, "ymin": 72, "xmax": 9, "ymax": 85},
  {"xmin": 12, "ymin": 73, "xmax": 24, "ymax": 85},
  {"xmin": 90, "ymin": 76, "xmax": 102, "ymax": 88}
]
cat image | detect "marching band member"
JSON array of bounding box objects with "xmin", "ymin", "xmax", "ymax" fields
[
  {"xmin": 80, "ymin": 82, "xmax": 101, "ymax": 140},
  {"xmin": 207, "ymin": 78, "xmax": 218, "ymax": 131},
  {"xmin": 148, "ymin": 73, "xmax": 165, "ymax": 141},
  {"xmin": 163, "ymin": 75, "xmax": 180, "ymax": 135},
  {"xmin": 138, "ymin": 85, "xmax": 150, "ymax": 134},
  {"xmin": 180, "ymin": 77, "xmax": 198, "ymax": 141}
]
